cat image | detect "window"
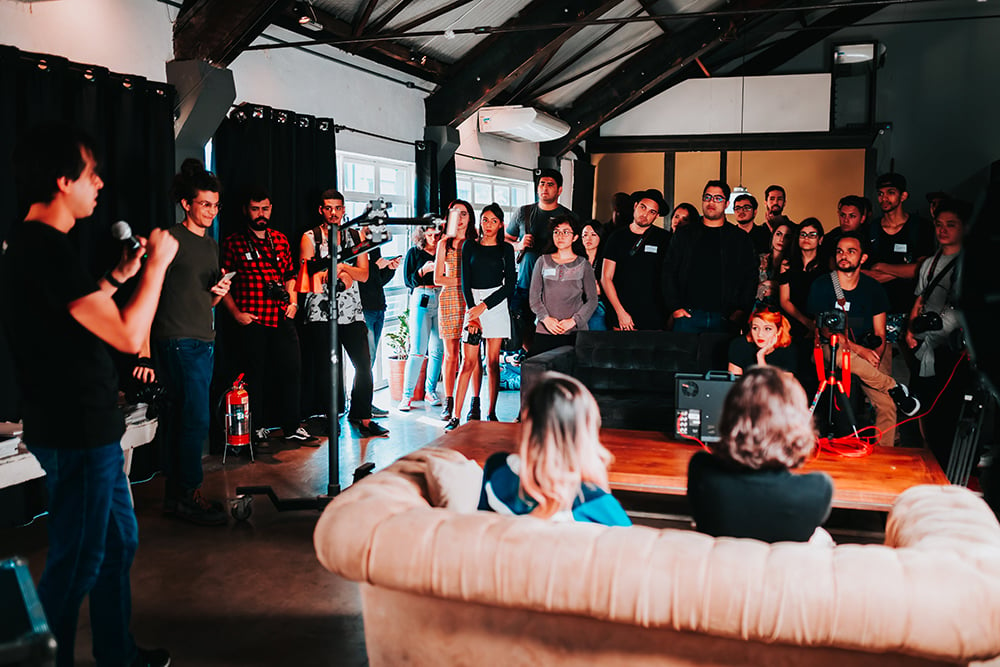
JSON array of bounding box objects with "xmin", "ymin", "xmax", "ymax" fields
[
  {"xmin": 455, "ymin": 171, "xmax": 534, "ymax": 224},
  {"xmin": 338, "ymin": 152, "xmax": 416, "ymax": 387}
]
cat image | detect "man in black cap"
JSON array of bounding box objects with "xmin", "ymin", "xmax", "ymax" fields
[
  {"xmin": 601, "ymin": 189, "xmax": 671, "ymax": 330},
  {"xmin": 863, "ymin": 172, "xmax": 934, "ymax": 345},
  {"xmin": 663, "ymin": 180, "xmax": 757, "ymax": 334}
]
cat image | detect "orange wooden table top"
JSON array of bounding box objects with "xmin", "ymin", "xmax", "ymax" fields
[{"xmin": 431, "ymin": 421, "xmax": 950, "ymax": 512}]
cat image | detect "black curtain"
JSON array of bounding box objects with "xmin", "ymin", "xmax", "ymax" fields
[
  {"xmin": 0, "ymin": 46, "xmax": 177, "ymax": 421},
  {"xmin": 213, "ymin": 103, "xmax": 337, "ymax": 250}
]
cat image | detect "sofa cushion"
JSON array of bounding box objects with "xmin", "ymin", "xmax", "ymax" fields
[{"xmin": 575, "ymin": 331, "xmax": 702, "ymax": 393}]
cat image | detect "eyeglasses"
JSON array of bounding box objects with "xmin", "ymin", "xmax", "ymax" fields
[
  {"xmin": 192, "ymin": 200, "xmax": 221, "ymax": 211},
  {"xmin": 733, "ymin": 204, "xmax": 754, "ymax": 212},
  {"xmin": 552, "ymin": 229, "xmax": 575, "ymax": 237},
  {"xmin": 799, "ymin": 231, "xmax": 820, "ymax": 239},
  {"xmin": 702, "ymin": 194, "xmax": 726, "ymax": 203}
]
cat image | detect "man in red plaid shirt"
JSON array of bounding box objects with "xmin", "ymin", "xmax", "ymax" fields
[{"xmin": 220, "ymin": 188, "xmax": 316, "ymax": 445}]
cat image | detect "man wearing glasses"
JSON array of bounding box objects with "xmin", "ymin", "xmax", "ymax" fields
[
  {"xmin": 732, "ymin": 193, "xmax": 771, "ymax": 255},
  {"xmin": 141, "ymin": 159, "xmax": 232, "ymax": 524},
  {"xmin": 663, "ymin": 180, "xmax": 757, "ymax": 334},
  {"xmin": 601, "ymin": 189, "xmax": 671, "ymax": 330},
  {"xmin": 221, "ymin": 189, "xmax": 316, "ymax": 446}
]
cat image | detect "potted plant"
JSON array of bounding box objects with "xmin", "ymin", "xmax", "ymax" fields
[{"xmin": 385, "ymin": 310, "xmax": 426, "ymax": 402}]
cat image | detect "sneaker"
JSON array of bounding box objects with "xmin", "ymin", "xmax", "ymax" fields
[
  {"xmin": 131, "ymin": 647, "xmax": 170, "ymax": 667},
  {"xmin": 444, "ymin": 417, "xmax": 460, "ymax": 432},
  {"xmin": 254, "ymin": 427, "xmax": 270, "ymax": 442},
  {"xmin": 487, "ymin": 413, "xmax": 499, "ymax": 422},
  {"xmin": 285, "ymin": 426, "xmax": 318, "ymax": 443},
  {"xmin": 371, "ymin": 405, "xmax": 389, "ymax": 418},
  {"xmin": 439, "ymin": 396, "xmax": 454, "ymax": 421},
  {"xmin": 426, "ymin": 391, "xmax": 442, "ymax": 406},
  {"xmin": 889, "ymin": 383, "xmax": 921, "ymax": 417},
  {"xmin": 173, "ymin": 489, "xmax": 227, "ymax": 526},
  {"xmin": 467, "ymin": 397, "xmax": 481, "ymax": 421},
  {"xmin": 354, "ymin": 420, "xmax": 390, "ymax": 438},
  {"xmin": 398, "ymin": 399, "xmax": 412, "ymax": 412}
]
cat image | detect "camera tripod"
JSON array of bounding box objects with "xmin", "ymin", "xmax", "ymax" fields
[{"xmin": 809, "ymin": 334, "xmax": 863, "ymax": 439}]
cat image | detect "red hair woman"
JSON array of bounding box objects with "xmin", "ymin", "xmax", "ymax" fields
[{"xmin": 727, "ymin": 307, "xmax": 797, "ymax": 376}]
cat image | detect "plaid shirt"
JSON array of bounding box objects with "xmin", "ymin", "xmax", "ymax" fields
[{"xmin": 221, "ymin": 228, "xmax": 296, "ymax": 328}]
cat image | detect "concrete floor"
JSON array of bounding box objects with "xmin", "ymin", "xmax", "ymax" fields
[{"xmin": 1, "ymin": 386, "xmax": 523, "ymax": 667}]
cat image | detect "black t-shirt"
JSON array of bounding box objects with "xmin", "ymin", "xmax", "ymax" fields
[
  {"xmin": 687, "ymin": 451, "xmax": 833, "ymax": 543},
  {"xmin": 507, "ymin": 204, "xmax": 574, "ymax": 290},
  {"xmin": 727, "ymin": 337, "xmax": 798, "ymax": 375},
  {"xmin": 602, "ymin": 225, "xmax": 670, "ymax": 330},
  {"xmin": 0, "ymin": 221, "xmax": 125, "ymax": 448},
  {"xmin": 806, "ymin": 272, "xmax": 889, "ymax": 341},
  {"xmin": 686, "ymin": 225, "xmax": 726, "ymax": 313},
  {"xmin": 779, "ymin": 261, "xmax": 824, "ymax": 337},
  {"xmin": 403, "ymin": 246, "xmax": 435, "ymax": 289},
  {"xmin": 748, "ymin": 224, "xmax": 773, "ymax": 255},
  {"xmin": 461, "ymin": 241, "xmax": 516, "ymax": 309},
  {"xmin": 867, "ymin": 215, "xmax": 934, "ymax": 313}
]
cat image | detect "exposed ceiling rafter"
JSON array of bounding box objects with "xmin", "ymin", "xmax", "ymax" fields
[{"xmin": 173, "ymin": 0, "xmax": 285, "ymax": 66}]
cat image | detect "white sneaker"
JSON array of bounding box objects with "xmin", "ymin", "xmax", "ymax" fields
[
  {"xmin": 426, "ymin": 391, "xmax": 442, "ymax": 406},
  {"xmin": 398, "ymin": 399, "xmax": 412, "ymax": 412},
  {"xmin": 254, "ymin": 427, "xmax": 270, "ymax": 442}
]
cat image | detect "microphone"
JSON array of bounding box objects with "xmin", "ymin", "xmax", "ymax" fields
[{"xmin": 111, "ymin": 220, "xmax": 142, "ymax": 253}]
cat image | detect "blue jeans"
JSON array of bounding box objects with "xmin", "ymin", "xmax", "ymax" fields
[
  {"xmin": 154, "ymin": 338, "xmax": 213, "ymax": 493},
  {"xmin": 403, "ymin": 288, "xmax": 444, "ymax": 400},
  {"xmin": 673, "ymin": 309, "xmax": 728, "ymax": 334},
  {"xmin": 588, "ymin": 302, "xmax": 608, "ymax": 331},
  {"xmin": 363, "ymin": 309, "xmax": 385, "ymax": 368},
  {"xmin": 29, "ymin": 442, "xmax": 139, "ymax": 667}
]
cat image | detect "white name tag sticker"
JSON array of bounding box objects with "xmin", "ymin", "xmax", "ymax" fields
[
  {"xmin": 245, "ymin": 252, "xmax": 253, "ymax": 261},
  {"xmin": 542, "ymin": 268, "xmax": 557, "ymax": 278},
  {"xmin": 894, "ymin": 243, "xmax": 908, "ymax": 253},
  {"xmin": 644, "ymin": 245, "xmax": 658, "ymax": 254},
  {"xmin": 836, "ymin": 302, "xmax": 851, "ymax": 312}
]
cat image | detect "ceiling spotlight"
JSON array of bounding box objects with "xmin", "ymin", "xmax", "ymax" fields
[{"xmin": 294, "ymin": 2, "xmax": 323, "ymax": 31}]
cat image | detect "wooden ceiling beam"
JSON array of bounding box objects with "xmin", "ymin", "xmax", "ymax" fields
[{"xmin": 173, "ymin": 0, "xmax": 285, "ymax": 66}]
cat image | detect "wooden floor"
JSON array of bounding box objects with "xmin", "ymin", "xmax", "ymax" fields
[{"xmin": 434, "ymin": 421, "xmax": 950, "ymax": 512}]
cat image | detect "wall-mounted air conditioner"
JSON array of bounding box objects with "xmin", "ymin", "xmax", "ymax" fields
[{"xmin": 477, "ymin": 106, "xmax": 570, "ymax": 143}]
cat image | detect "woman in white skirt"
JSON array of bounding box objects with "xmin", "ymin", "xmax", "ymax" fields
[{"xmin": 447, "ymin": 203, "xmax": 516, "ymax": 430}]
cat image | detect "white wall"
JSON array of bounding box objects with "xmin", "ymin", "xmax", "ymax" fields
[
  {"xmin": 0, "ymin": 0, "xmax": 174, "ymax": 81},
  {"xmin": 455, "ymin": 115, "xmax": 539, "ymax": 181}
]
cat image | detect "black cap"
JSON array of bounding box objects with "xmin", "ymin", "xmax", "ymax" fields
[
  {"xmin": 632, "ymin": 189, "xmax": 668, "ymax": 216},
  {"xmin": 875, "ymin": 172, "xmax": 907, "ymax": 192},
  {"xmin": 926, "ymin": 190, "xmax": 950, "ymax": 203}
]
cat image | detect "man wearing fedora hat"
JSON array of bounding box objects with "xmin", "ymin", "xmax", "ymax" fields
[{"xmin": 601, "ymin": 189, "xmax": 671, "ymax": 331}]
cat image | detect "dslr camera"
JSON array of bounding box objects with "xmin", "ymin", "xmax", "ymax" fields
[
  {"xmin": 909, "ymin": 311, "xmax": 944, "ymax": 334},
  {"xmin": 817, "ymin": 310, "xmax": 847, "ymax": 334},
  {"xmin": 264, "ymin": 279, "xmax": 290, "ymax": 304}
]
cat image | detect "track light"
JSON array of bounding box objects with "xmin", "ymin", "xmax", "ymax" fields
[{"xmin": 293, "ymin": 2, "xmax": 323, "ymax": 31}]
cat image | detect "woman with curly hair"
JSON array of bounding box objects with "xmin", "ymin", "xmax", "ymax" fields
[{"xmin": 687, "ymin": 366, "xmax": 833, "ymax": 543}]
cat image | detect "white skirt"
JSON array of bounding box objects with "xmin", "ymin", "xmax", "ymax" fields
[{"xmin": 471, "ymin": 288, "xmax": 511, "ymax": 339}]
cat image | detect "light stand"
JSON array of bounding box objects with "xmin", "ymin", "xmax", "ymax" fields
[{"xmin": 233, "ymin": 200, "xmax": 445, "ymax": 517}]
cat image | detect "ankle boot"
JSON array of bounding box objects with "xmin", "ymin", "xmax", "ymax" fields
[
  {"xmin": 440, "ymin": 396, "xmax": 454, "ymax": 421},
  {"xmin": 467, "ymin": 396, "xmax": 481, "ymax": 421}
]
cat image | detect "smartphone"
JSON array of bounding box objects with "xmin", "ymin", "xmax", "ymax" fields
[
  {"xmin": 388, "ymin": 255, "xmax": 402, "ymax": 262},
  {"xmin": 419, "ymin": 293, "xmax": 430, "ymax": 308},
  {"xmin": 222, "ymin": 271, "xmax": 237, "ymax": 282}
]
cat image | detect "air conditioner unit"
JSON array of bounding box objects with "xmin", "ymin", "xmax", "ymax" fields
[{"xmin": 477, "ymin": 106, "xmax": 570, "ymax": 143}]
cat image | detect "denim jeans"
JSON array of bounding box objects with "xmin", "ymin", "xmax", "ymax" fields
[
  {"xmin": 673, "ymin": 309, "xmax": 727, "ymax": 334},
  {"xmin": 363, "ymin": 309, "xmax": 385, "ymax": 368},
  {"xmin": 403, "ymin": 288, "xmax": 444, "ymax": 399},
  {"xmin": 587, "ymin": 302, "xmax": 608, "ymax": 331},
  {"xmin": 29, "ymin": 442, "xmax": 139, "ymax": 667},
  {"xmin": 154, "ymin": 338, "xmax": 213, "ymax": 494}
]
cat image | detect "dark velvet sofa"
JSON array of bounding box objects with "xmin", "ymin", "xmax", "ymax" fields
[{"xmin": 521, "ymin": 331, "xmax": 732, "ymax": 432}]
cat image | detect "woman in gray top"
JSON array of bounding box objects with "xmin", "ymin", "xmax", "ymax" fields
[{"xmin": 528, "ymin": 216, "xmax": 598, "ymax": 358}]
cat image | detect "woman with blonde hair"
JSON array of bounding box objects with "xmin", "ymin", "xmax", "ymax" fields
[
  {"xmin": 687, "ymin": 366, "xmax": 833, "ymax": 543},
  {"xmin": 478, "ymin": 372, "xmax": 630, "ymax": 525}
]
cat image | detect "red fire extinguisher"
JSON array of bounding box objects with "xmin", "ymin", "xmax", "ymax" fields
[{"xmin": 225, "ymin": 374, "xmax": 250, "ymax": 447}]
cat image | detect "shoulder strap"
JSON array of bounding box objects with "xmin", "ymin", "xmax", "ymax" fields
[
  {"xmin": 830, "ymin": 271, "xmax": 847, "ymax": 308},
  {"xmin": 919, "ymin": 252, "xmax": 958, "ymax": 301}
]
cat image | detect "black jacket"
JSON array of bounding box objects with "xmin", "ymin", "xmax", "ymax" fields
[{"xmin": 662, "ymin": 222, "xmax": 757, "ymax": 319}]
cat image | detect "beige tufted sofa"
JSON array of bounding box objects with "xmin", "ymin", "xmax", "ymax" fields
[{"xmin": 314, "ymin": 447, "xmax": 1000, "ymax": 667}]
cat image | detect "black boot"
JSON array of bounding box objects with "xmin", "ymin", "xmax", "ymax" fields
[
  {"xmin": 467, "ymin": 396, "xmax": 481, "ymax": 421},
  {"xmin": 440, "ymin": 396, "xmax": 454, "ymax": 421}
]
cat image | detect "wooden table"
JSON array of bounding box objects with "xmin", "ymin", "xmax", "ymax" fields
[{"xmin": 434, "ymin": 421, "xmax": 950, "ymax": 512}]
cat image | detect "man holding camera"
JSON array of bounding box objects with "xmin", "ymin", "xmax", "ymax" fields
[
  {"xmin": 221, "ymin": 189, "xmax": 315, "ymax": 445},
  {"xmin": 807, "ymin": 233, "xmax": 920, "ymax": 446}
]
